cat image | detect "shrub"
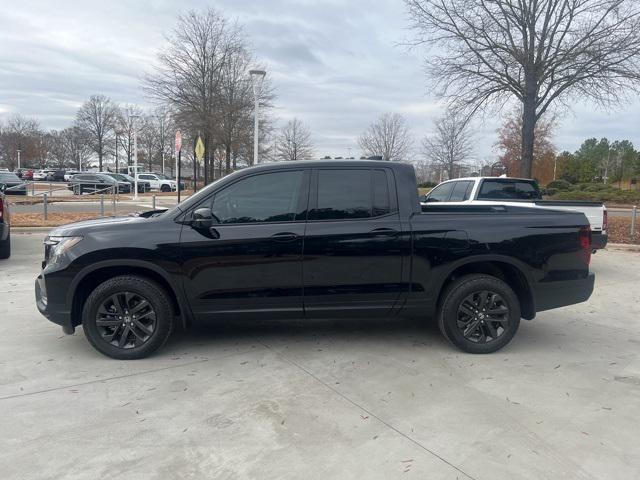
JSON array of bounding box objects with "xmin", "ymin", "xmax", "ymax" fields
[{"xmin": 546, "ymin": 179, "xmax": 572, "ymax": 191}]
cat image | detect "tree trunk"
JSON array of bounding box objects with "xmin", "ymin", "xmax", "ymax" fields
[
  {"xmin": 225, "ymin": 144, "xmax": 231, "ymax": 175},
  {"xmin": 521, "ymin": 96, "xmax": 536, "ymax": 178}
]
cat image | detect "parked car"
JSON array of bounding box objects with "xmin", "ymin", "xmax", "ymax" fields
[
  {"xmin": 32, "ymin": 170, "xmax": 48, "ymax": 181},
  {"xmin": 102, "ymin": 173, "xmax": 151, "ymax": 193},
  {"xmin": 68, "ymin": 173, "xmax": 131, "ymax": 194},
  {"xmin": 64, "ymin": 171, "xmax": 82, "ymax": 182},
  {"xmin": 16, "ymin": 168, "xmax": 34, "ymax": 180},
  {"xmin": 0, "ymin": 172, "xmax": 27, "ymax": 195},
  {"xmin": 421, "ymin": 177, "xmax": 608, "ymax": 250},
  {"xmin": 35, "ymin": 161, "xmax": 595, "ymax": 359},
  {"xmin": 44, "ymin": 170, "xmax": 66, "ymax": 182},
  {"xmin": 0, "ymin": 193, "xmax": 10, "ymax": 259},
  {"xmin": 136, "ymin": 172, "xmax": 178, "ymax": 192}
]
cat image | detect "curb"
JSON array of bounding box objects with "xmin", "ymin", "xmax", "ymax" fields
[
  {"xmin": 606, "ymin": 243, "xmax": 640, "ymax": 252},
  {"xmin": 12, "ymin": 227, "xmax": 54, "ymax": 232}
]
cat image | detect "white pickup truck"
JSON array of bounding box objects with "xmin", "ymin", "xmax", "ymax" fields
[{"xmin": 421, "ymin": 177, "xmax": 608, "ymax": 250}]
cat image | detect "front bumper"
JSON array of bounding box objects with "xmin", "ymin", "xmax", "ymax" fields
[
  {"xmin": 592, "ymin": 232, "xmax": 608, "ymax": 250},
  {"xmin": 533, "ymin": 273, "xmax": 595, "ymax": 313},
  {"xmin": 35, "ymin": 273, "xmax": 75, "ymax": 334}
]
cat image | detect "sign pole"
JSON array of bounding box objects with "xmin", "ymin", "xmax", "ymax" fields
[
  {"xmin": 174, "ymin": 130, "xmax": 182, "ymax": 202},
  {"xmin": 177, "ymin": 150, "xmax": 182, "ymax": 204}
]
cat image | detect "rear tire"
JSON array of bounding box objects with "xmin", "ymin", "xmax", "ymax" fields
[
  {"xmin": 0, "ymin": 231, "xmax": 10, "ymax": 259},
  {"xmin": 438, "ymin": 274, "xmax": 520, "ymax": 354},
  {"xmin": 82, "ymin": 275, "xmax": 174, "ymax": 359}
]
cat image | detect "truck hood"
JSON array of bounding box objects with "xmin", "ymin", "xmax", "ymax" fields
[{"xmin": 49, "ymin": 211, "xmax": 168, "ymax": 237}]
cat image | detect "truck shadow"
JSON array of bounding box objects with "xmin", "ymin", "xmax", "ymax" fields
[{"xmin": 165, "ymin": 316, "xmax": 446, "ymax": 352}]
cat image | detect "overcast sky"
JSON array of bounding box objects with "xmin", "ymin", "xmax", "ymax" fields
[{"xmin": 1, "ymin": 0, "xmax": 639, "ymax": 160}]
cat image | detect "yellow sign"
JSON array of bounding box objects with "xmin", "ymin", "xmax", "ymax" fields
[{"xmin": 195, "ymin": 136, "xmax": 205, "ymax": 161}]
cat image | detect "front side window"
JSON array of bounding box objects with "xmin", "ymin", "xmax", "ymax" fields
[
  {"xmin": 427, "ymin": 182, "xmax": 455, "ymax": 202},
  {"xmin": 211, "ymin": 170, "xmax": 305, "ymax": 224}
]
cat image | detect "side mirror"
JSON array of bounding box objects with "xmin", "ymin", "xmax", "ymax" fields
[{"xmin": 191, "ymin": 207, "xmax": 215, "ymax": 229}]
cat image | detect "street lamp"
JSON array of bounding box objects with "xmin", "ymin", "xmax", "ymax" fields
[
  {"xmin": 115, "ymin": 131, "xmax": 123, "ymax": 174},
  {"xmin": 129, "ymin": 114, "xmax": 140, "ymax": 200},
  {"xmin": 250, "ymin": 69, "xmax": 266, "ymax": 165},
  {"xmin": 17, "ymin": 149, "xmax": 21, "ymax": 171}
]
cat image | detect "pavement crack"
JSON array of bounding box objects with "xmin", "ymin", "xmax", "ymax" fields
[
  {"xmin": 257, "ymin": 339, "xmax": 478, "ymax": 480},
  {"xmin": 0, "ymin": 347, "xmax": 259, "ymax": 401}
]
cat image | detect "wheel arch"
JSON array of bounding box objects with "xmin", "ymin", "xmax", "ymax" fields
[
  {"xmin": 68, "ymin": 260, "xmax": 191, "ymax": 329},
  {"xmin": 434, "ymin": 257, "xmax": 535, "ymax": 320}
]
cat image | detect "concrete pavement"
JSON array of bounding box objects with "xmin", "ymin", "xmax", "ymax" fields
[{"xmin": 0, "ymin": 233, "xmax": 639, "ymax": 479}]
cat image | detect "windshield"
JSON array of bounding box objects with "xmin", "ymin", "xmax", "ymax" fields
[
  {"xmin": 155, "ymin": 173, "xmax": 172, "ymax": 180},
  {"xmin": 105, "ymin": 173, "xmax": 127, "ymax": 181}
]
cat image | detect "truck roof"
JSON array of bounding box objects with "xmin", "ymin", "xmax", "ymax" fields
[
  {"xmin": 442, "ymin": 176, "xmax": 536, "ymax": 182},
  {"xmin": 246, "ymin": 160, "xmax": 414, "ymax": 171}
]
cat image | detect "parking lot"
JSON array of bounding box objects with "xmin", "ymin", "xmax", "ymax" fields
[{"xmin": 1, "ymin": 232, "xmax": 639, "ymax": 479}]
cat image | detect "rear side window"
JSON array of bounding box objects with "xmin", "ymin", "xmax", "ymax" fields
[
  {"xmin": 372, "ymin": 170, "xmax": 391, "ymax": 216},
  {"xmin": 477, "ymin": 180, "xmax": 541, "ymax": 200},
  {"xmin": 427, "ymin": 182, "xmax": 455, "ymax": 202},
  {"xmin": 315, "ymin": 169, "xmax": 371, "ymax": 220},
  {"xmin": 449, "ymin": 181, "xmax": 473, "ymax": 202}
]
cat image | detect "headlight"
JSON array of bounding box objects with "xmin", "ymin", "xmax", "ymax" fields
[{"xmin": 44, "ymin": 236, "xmax": 83, "ymax": 264}]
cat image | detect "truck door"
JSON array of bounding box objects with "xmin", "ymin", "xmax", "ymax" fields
[
  {"xmin": 179, "ymin": 169, "xmax": 310, "ymax": 320},
  {"xmin": 302, "ymin": 168, "xmax": 404, "ymax": 317}
]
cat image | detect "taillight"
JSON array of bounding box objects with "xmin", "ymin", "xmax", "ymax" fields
[
  {"xmin": 603, "ymin": 209, "xmax": 608, "ymax": 232},
  {"xmin": 579, "ymin": 227, "xmax": 592, "ymax": 265}
]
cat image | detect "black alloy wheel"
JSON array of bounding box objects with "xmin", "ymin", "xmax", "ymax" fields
[
  {"xmin": 96, "ymin": 291, "xmax": 157, "ymax": 349},
  {"xmin": 82, "ymin": 275, "xmax": 174, "ymax": 359},
  {"xmin": 438, "ymin": 274, "xmax": 521, "ymax": 354},
  {"xmin": 456, "ymin": 290, "xmax": 509, "ymax": 344}
]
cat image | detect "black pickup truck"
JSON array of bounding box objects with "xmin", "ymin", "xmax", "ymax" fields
[{"xmin": 35, "ymin": 161, "xmax": 595, "ymax": 359}]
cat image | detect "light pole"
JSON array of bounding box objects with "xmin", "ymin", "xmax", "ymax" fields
[
  {"xmin": 250, "ymin": 69, "xmax": 266, "ymax": 165},
  {"xmin": 129, "ymin": 114, "xmax": 140, "ymax": 200},
  {"xmin": 17, "ymin": 149, "xmax": 21, "ymax": 171},
  {"xmin": 115, "ymin": 131, "xmax": 123, "ymax": 174}
]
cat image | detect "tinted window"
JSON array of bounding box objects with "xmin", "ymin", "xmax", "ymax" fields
[
  {"xmin": 372, "ymin": 170, "xmax": 391, "ymax": 216},
  {"xmin": 449, "ymin": 181, "xmax": 473, "ymax": 202},
  {"xmin": 315, "ymin": 169, "xmax": 371, "ymax": 220},
  {"xmin": 477, "ymin": 180, "xmax": 541, "ymax": 200},
  {"xmin": 212, "ymin": 171, "xmax": 305, "ymax": 224},
  {"xmin": 427, "ymin": 182, "xmax": 454, "ymax": 202},
  {"xmin": 139, "ymin": 175, "xmax": 155, "ymax": 180}
]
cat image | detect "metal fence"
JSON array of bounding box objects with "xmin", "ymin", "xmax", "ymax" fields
[{"xmin": 2, "ymin": 180, "xmax": 170, "ymax": 220}]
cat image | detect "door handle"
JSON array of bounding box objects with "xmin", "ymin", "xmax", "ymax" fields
[
  {"xmin": 270, "ymin": 232, "xmax": 300, "ymax": 243},
  {"xmin": 369, "ymin": 227, "xmax": 399, "ymax": 236}
]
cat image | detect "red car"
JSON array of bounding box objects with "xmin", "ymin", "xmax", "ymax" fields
[{"xmin": 17, "ymin": 168, "xmax": 34, "ymax": 180}]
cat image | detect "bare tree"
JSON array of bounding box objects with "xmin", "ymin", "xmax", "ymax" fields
[
  {"xmin": 0, "ymin": 115, "xmax": 41, "ymax": 170},
  {"xmin": 422, "ymin": 109, "xmax": 474, "ymax": 179},
  {"xmin": 76, "ymin": 94, "xmax": 118, "ymax": 171},
  {"xmin": 358, "ymin": 112, "xmax": 412, "ymax": 161},
  {"xmin": 276, "ymin": 118, "xmax": 314, "ymax": 161},
  {"xmin": 50, "ymin": 127, "xmax": 92, "ymax": 170},
  {"xmin": 144, "ymin": 9, "xmax": 239, "ymax": 157},
  {"xmin": 405, "ymin": 0, "xmax": 640, "ymax": 178},
  {"xmin": 115, "ymin": 104, "xmax": 144, "ymax": 168}
]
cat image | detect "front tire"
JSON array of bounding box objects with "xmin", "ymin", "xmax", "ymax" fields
[
  {"xmin": 438, "ymin": 274, "xmax": 521, "ymax": 354},
  {"xmin": 160, "ymin": 184, "xmax": 171, "ymax": 192},
  {"xmin": 82, "ymin": 275, "xmax": 174, "ymax": 359},
  {"xmin": 0, "ymin": 231, "xmax": 10, "ymax": 259}
]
